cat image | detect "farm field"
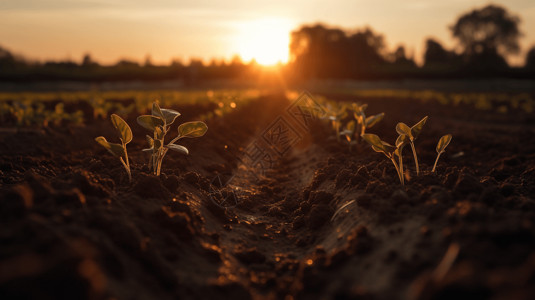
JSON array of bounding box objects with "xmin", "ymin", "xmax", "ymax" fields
[{"xmin": 0, "ymin": 87, "xmax": 534, "ymax": 299}]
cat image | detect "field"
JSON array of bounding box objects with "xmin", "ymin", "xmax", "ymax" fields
[{"xmin": 1, "ymin": 87, "xmax": 534, "ymax": 299}]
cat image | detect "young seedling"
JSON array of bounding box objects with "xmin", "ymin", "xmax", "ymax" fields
[
  {"xmin": 396, "ymin": 116, "xmax": 428, "ymax": 176},
  {"xmin": 353, "ymin": 103, "xmax": 384, "ymax": 138},
  {"xmin": 95, "ymin": 114, "xmax": 133, "ymax": 182},
  {"xmin": 138, "ymin": 102, "xmax": 208, "ymax": 176},
  {"xmin": 327, "ymin": 105, "xmax": 349, "ymax": 142},
  {"xmin": 337, "ymin": 103, "xmax": 384, "ymax": 149},
  {"xmin": 362, "ymin": 133, "xmax": 404, "ymax": 185},
  {"xmin": 340, "ymin": 120, "xmax": 356, "ymax": 149},
  {"xmin": 395, "ymin": 134, "xmax": 409, "ymax": 183},
  {"xmin": 432, "ymin": 134, "xmax": 452, "ymax": 172}
]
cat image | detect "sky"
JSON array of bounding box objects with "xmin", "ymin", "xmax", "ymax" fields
[{"xmin": 1, "ymin": 0, "xmax": 534, "ymax": 66}]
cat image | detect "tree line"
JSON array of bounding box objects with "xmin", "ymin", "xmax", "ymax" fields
[{"xmin": 1, "ymin": 4, "xmax": 534, "ymax": 83}]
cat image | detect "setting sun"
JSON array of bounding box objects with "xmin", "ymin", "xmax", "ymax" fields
[{"xmin": 234, "ymin": 18, "xmax": 292, "ymax": 66}]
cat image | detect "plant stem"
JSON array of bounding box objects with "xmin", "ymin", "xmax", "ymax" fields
[
  {"xmin": 389, "ymin": 156, "xmax": 404, "ymax": 186},
  {"xmin": 432, "ymin": 152, "xmax": 442, "ymax": 172},
  {"xmin": 410, "ymin": 141, "xmax": 420, "ymax": 176},
  {"xmin": 122, "ymin": 142, "xmax": 130, "ymax": 168},
  {"xmin": 120, "ymin": 157, "xmax": 132, "ymax": 182},
  {"xmin": 156, "ymin": 148, "xmax": 170, "ymax": 176},
  {"xmin": 398, "ymin": 149, "xmax": 404, "ymax": 184}
]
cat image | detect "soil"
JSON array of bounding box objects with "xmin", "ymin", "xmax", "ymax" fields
[{"xmin": 1, "ymin": 91, "xmax": 534, "ymax": 300}]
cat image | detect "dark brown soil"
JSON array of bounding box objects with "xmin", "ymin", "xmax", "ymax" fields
[{"xmin": 1, "ymin": 91, "xmax": 534, "ymax": 300}]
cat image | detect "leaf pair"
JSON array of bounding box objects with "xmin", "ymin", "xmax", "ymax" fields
[
  {"xmin": 95, "ymin": 114, "xmax": 132, "ymax": 182},
  {"xmin": 362, "ymin": 133, "xmax": 404, "ymax": 185},
  {"xmin": 395, "ymin": 116, "xmax": 427, "ymax": 142},
  {"xmin": 432, "ymin": 134, "xmax": 452, "ymax": 172},
  {"xmin": 95, "ymin": 114, "xmax": 132, "ymax": 159},
  {"xmin": 396, "ymin": 116, "xmax": 428, "ymax": 175}
]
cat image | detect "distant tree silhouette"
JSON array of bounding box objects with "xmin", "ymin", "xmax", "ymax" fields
[
  {"xmin": 451, "ymin": 4, "xmax": 521, "ymax": 70},
  {"xmin": 526, "ymin": 47, "xmax": 535, "ymax": 70},
  {"xmin": 290, "ymin": 24, "xmax": 387, "ymax": 78},
  {"xmin": 0, "ymin": 46, "xmax": 16, "ymax": 66},
  {"xmin": 391, "ymin": 46, "xmax": 416, "ymax": 67}
]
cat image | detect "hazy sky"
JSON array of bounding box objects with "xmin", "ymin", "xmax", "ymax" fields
[{"xmin": 1, "ymin": 0, "xmax": 534, "ymax": 65}]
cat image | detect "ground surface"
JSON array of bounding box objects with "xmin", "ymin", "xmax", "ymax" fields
[{"xmin": 1, "ymin": 91, "xmax": 534, "ymax": 300}]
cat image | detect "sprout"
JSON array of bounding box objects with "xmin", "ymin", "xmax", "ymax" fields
[
  {"xmin": 362, "ymin": 133, "xmax": 404, "ymax": 185},
  {"xmin": 396, "ymin": 116, "xmax": 428, "ymax": 176},
  {"xmin": 395, "ymin": 134, "xmax": 409, "ymax": 183},
  {"xmin": 95, "ymin": 114, "xmax": 132, "ymax": 182},
  {"xmin": 353, "ymin": 103, "xmax": 384, "ymax": 138},
  {"xmin": 432, "ymin": 134, "xmax": 452, "ymax": 172},
  {"xmin": 138, "ymin": 102, "xmax": 207, "ymax": 176},
  {"xmin": 327, "ymin": 105, "xmax": 349, "ymax": 142},
  {"xmin": 334, "ymin": 102, "xmax": 384, "ymax": 149}
]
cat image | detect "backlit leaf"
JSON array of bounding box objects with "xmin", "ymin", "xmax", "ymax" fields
[
  {"xmin": 396, "ymin": 122, "xmax": 411, "ymax": 137},
  {"xmin": 436, "ymin": 134, "xmax": 452, "ymax": 153},
  {"xmin": 95, "ymin": 136, "xmax": 125, "ymax": 158},
  {"xmin": 165, "ymin": 144, "xmax": 189, "ymax": 155},
  {"xmin": 362, "ymin": 133, "xmax": 383, "ymax": 148},
  {"xmin": 380, "ymin": 141, "xmax": 397, "ymax": 154},
  {"xmin": 178, "ymin": 121, "xmax": 208, "ymax": 138},
  {"xmin": 145, "ymin": 135, "xmax": 154, "ymax": 147},
  {"xmin": 155, "ymin": 126, "xmax": 164, "ymax": 140},
  {"xmin": 137, "ymin": 115, "xmax": 164, "ymax": 131},
  {"xmin": 111, "ymin": 114, "xmax": 132, "ymax": 144},
  {"xmin": 396, "ymin": 134, "xmax": 408, "ymax": 148},
  {"xmin": 161, "ymin": 108, "xmax": 181, "ymax": 125},
  {"xmin": 411, "ymin": 116, "xmax": 428, "ymax": 139},
  {"xmin": 365, "ymin": 112, "xmax": 384, "ymax": 128},
  {"xmin": 152, "ymin": 102, "xmax": 163, "ymax": 119}
]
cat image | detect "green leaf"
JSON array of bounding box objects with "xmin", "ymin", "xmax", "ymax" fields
[
  {"xmin": 137, "ymin": 115, "xmax": 164, "ymax": 131},
  {"xmin": 380, "ymin": 141, "xmax": 397, "ymax": 154},
  {"xmin": 165, "ymin": 144, "xmax": 189, "ymax": 155},
  {"xmin": 146, "ymin": 135, "xmax": 154, "ymax": 147},
  {"xmin": 396, "ymin": 122, "xmax": 412, "ymax": 138},
  {"xmin": 365, "ymin": 112, "xmax": 384, "ymax": 128},
  {"xmin": 152, "ymin": 102, "xmax": 163, "ymax": 119},
  {"xmin": 411, "ymin": 116, "xmax": 428, "ymax": 139},
  {"xmin": 110, "ymin": 114, "xmax": 132, "ymax": 144},
  {"xmin": 178, "ymin": 121, "xmax": 208, "ymax": 138},
  {"xmin": 436, "ymin": 134, "xmax": 452, "ymax": 153},
  {"xmin": 160, "ymin": 108, "xmax": 181, "ymax": 125},
  {"xmin": 362, "ymin": 133, "xmax": 383, "ymax": 148},
  {"xmin": 396, "ymin": 134, "xmax": 408, "ymax": 148},
  {"xmin": 155, "ymin": 126, "xmax": 164, "ymax": 140},
  {"xmin": 95, "ymin": 136, "xmax": 125, "ymax": 158}
]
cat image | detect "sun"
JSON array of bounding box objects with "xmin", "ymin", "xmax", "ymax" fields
[{"xmin": 234, "ymin": 18, "xmax": 292, "ymax": 66}]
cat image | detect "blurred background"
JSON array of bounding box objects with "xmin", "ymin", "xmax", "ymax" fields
[{"xmin": 1, "ymin": 0, "xmax": 534, "ymax": 90}]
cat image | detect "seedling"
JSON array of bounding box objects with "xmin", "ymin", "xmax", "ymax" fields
[
  {"xmin": 336, "ymin": 103, "xmax": 384, "ymax": 149},
  {"xmin": 395, "ymin": 134, "xmax": 409, "ymax": 183},
  {"xmin": 362, "ymin": 133, "xmax": 404, "ymax": 185},
  {"xmin": 396, "ymin": 116, "xmax": 428, "ymax": 176},
  {"xmin": 353, "ymin": 103, "xmax": 384, "ymax": 138},
  {"xmin": 138, "ymin": 102, "xmax": 207, "ymax": 176},
  {"xmin": 432, "ymin": 134, "xmax": 452, "ymax": 172},
  {"xmin": 327, "ymin": 104, "xmax": 349, "ymax": 142},
  {"xmin": 95, "ymin": 114, "xmax": 132, "ymax": 182}
]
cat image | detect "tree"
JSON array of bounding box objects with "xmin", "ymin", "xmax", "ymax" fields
[
  {"xmin": 423, "ymin": 38, "xmax": 461, "ymax": 69},
  {"xmin": 450, "ymin": 4, "xmax": 521, "ymax": 57},
  {"xmin": 526, "ymin": 47, "xmax": 535, "ymax": 70},
  {"xmin": 289, "ymin": 24, "xmax": 387, "ymax": 78}
]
